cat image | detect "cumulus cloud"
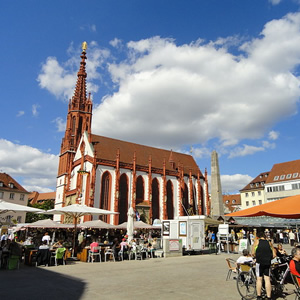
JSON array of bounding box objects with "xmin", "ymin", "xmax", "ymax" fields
[
  {"xmin": 0, "ymin": 139, "xmax": 58, "ymax": 192},
  {"xmin": 221, "ymin": 174, "xmax": 253, "ymax": 194},
  {"xmin": 229, "ymin": 145, "xmax": 265, "ymax": 158},
  {"xmin": 52, "ymin": 117, "xmax": 66, "ymax": 132},
  {"xmin": 268, "ymin": 130, "xmax": 279, "ymax": 140},
  {"xmin": 110, "ymin": 38, "xmax": 123, "ymax": 49},
  {"xmin": 37, "ymin": 42, "xmax": 109, "ymax": 101},
  {"xmin": 91, "ymin": 13, "xmax": 300, "ymax": 151}
]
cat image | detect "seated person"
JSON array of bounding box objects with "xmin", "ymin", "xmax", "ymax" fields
[
  {"xmin": 289, "ymin": 247, "xmax": 300, "ymax": 284},
  {"xmin": 236, "ymin": 249, "xmax": 254, "ymax": 271},
  {"xmin": 37, "ymin": 241, "xmax": 51, "ymax": 266},
  {"xmin": 120, "ymin": 238, "xmax": 129, "ymax": 251},
  {"xmin": 39, "ymin": 240, "xmax": 50, "ymax": 250},
  {"xmin": 52, "ymin": 240, "xmax": 63, "ymax": 249},
  {"xmin": 89, "ymin": 239, "xmax": 99, "ymax": 253},
  {"xmin": 275, "ymin": 243, "xmax": 287, "ymax": 258}
]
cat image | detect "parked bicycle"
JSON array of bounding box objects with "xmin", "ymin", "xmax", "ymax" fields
[{"xmin": 236, "ymin": 256, "xmax": 292, "ymax": 300}]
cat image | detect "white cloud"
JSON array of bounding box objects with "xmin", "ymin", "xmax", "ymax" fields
[
  {"xmin": 268, "ymin": 0, "xmax": 281, "ymax": 5},
  {"xmin": 38, "ymin": 13, "xmax": 300, "ymax": 158},
  {"xmin": 0, "ymin": 139, "xmax": 58, "ymax": 192},
  {"xmin": 32, "ymin": 104, "xmax": 40, "ymax": 117},
  {"xmin": 16, "ymin": 111, "xmax": 25, "ymax": 117},
  {"xmin": 110, "ymin": 38, "xmax": 123, "ymax": 48},
  {"xmin": 37, "ymin": 42, "xmax": 109, "ymax": 101},
  {"xmin": 220, "ymin": 174, "xmax": 253, "ymax": 194},
  {"xmin": 268, "ymin": 130, "xmax": 279, "ymax": 140},
  {"xmin": 91, "ymin": 14, "xmax": 300, "ymax": 151},
  {"xmin": 52, "ymin": 117, "xmax": 66, "ymax": 132},
  {"xmin": 229, "ymin": 145, "xmax": 265, "ymax": 158}
]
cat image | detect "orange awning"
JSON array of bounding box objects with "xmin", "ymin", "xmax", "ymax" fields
[{"xmin": 226, "ymin": 194, "xmax": 300, "ymax": 219}]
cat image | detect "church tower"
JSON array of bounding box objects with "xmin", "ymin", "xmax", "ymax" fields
[
  {"xmin": 57, "ymin": 42, "xmax": 92, "ymax": 177},
  {"xmin": 55, "ymin": 42, "xmax": 92, "ymax": 213}
]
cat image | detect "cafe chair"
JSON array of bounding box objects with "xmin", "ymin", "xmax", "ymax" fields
[
  {"xmin": 225, "ymin": 258, "xmax": 237, "ymax": 281},
  {"xmin": 36, "ymin": 249, "xmax": 51, "ymax": 267},
  {"xmin": 104, "ymin": 248, "xmax": 115, "ymax": 262},
  {"xmin": 88, "ymin": 247, "xmax": 101, "ymax": 263}
]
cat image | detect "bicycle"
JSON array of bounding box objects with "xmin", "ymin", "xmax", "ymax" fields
[{"xmin": 236, "ymin": 257, "xmax": 291, "ymax": 300}]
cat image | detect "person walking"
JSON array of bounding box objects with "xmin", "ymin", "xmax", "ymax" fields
[
  {"xmin": 289, "ymin": 230, "xmax": 295, "ymax": 247},
  {"xmin": 252, "ymin": 229, "xmax": 276, "ymax": 300}
]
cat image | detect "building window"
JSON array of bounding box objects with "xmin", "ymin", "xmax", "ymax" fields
[
  {"xmin": 251, "ymin": 192, "xmax": 255, "ymax": 197},
  {"xmin": 265, "ymin": 174, "xmax": 268, "ymax": 177},
  {"xmin": 225, "ymin": 200, "xmax": 229, "ymax": 204},
  {"xmin": 252, "ymin": 201, "xmax": 256, "ymax": 206},
  {"xmin": 9, "ymin": 193, "xmax": 14, "ymax": 200},
  {"xmin": 0, "ymin": 181, "xmax": 3, "ymax": 187},
  {"xmin": 17, "ymin": 216, "xmax": 22, "ymax": 223},
  {"xmin": 286, "ymin": 174, "xmax": 292, "ymax": 179},
  {"xmin": 258, "ymin": 200, "xmax": 262, "ymax": 205},
  {"xmin": 256, "ymin": 183, "xmax": 259, "ymax": 187},
  {"xmin": 292, "ymin": 183, "xmax": 300, "ymax": 190},
  {"xmin": 274, "ymin": 176, "xmax": 279, "ymax": 181},
  {"xmin": 267, "ymin": 187, "xmax": 272, "ymax": 192},
  {"xmin": 293, "ymin": 173, "xmax": 299, "ymax": 178},
  {"xmin": 261, "ymin": 182, "xmax": 265, "ymax": 186},
  {"xmin": 258, "ymin": 191, "xmax": 261, "ymax": 196},
  {"xmin": 232, "ymin": 200, "xmax": 236, "ymax": 204},
  {"xmin": 0, "ymin": 192, "xmax": 3, "ymax": 199},
  {"xmin": 280, "ymin": 175, "xmax": 285, "ymax": 180},
  {"xmin": 6, "ymin": 215, "xmax": 12, "ymax": 222},
  {"xmin": 246, "ymin": 201, "xmax": 249, "ymax": 206},
  {"xmin": 20, "ymin": 194, "xmax": 24, "ymax": 201},
  {"xmin": 250, "ymin": 184, "xmax": 254, "ymax": 188},
  {"xmin": 8, "ymin": 183, "xmax": 14, "ymax": 188},
  {"xmin": 245, "ymin": 193, "xmax": 249, "ymax": 197}
]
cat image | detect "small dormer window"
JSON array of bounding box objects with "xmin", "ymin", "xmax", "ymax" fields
[
  {"xmin": 0, "ymin": 181, "xmax": 3, "ymax": 187},
  {"xmin": 274, "ymin": 176, "xmax": 279, "ymax": 181},
  {"xmin": 256, "ymin": 183, "xmax": 259, "ymax": 187},
  {"xmin": 232, "ymin": 200, "xmax": 236, "ymax": 204},
  {"xmin": 280, "ymin": 175, "xmax": 285, "ymax": 180},
  {"xmin": 8, "ymin": 183, "xmax": 14, "ymax": 188},
  {"xmin": 286, "ymin": 174, "xmax": 292, "ymax": 179},
  {"xmin": 250, "ymin": 184, "xmax": 254, "ymax": 188},
  {"xmin": 293, "ymin": 173, "xmax": 299, "ymax": 178}
]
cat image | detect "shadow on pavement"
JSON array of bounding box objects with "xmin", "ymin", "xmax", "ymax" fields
[{"xmin": 0, "ymin": 265, "xmax": 86, "ymax": 300}]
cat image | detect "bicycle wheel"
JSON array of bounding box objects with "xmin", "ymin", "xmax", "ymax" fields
[{"xmin": 236, "ymin": 271, "xmax": 257, "ymax": 300}]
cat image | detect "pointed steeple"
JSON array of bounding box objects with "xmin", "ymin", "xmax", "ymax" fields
[{"xmin": 57, "ymin": 42, "xmax": 93, "ymax": 177}]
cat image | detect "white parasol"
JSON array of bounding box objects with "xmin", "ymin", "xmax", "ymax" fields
[
  {"xmin": 79, "ymin": 219, "xmax": 116, "ymax": 229},
  {"xmin": 45, "ymin": 204, "xmax": 118, "ymax": 256},
  {"xmin": 118, "ymin": 220, "xmax": 155, "ymax": 230},
  {"xmin": 126, "ymin": 206, "xmax": 135, "ymax": 242},
  {"xmin": 23, "ymin": 219, "xmax": 73, "ymax": 228},
  {"xmin": 0, "ymin": 200, "xmax": 43, "ymax": 213}
]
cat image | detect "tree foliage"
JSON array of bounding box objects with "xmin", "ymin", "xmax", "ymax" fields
[{"xmin": 25, "ymin": 200, "xmax": 54, "ymax": 223}]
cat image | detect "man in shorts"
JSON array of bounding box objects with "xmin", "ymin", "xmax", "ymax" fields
[{"xmin": 252, "ymin": 229, "xmax": 276, "ymax": 300}]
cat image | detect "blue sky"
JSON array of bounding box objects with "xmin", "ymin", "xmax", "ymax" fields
[{"xmin": 1, "ymin": 0, "xmax": 300, "ymax": 194}]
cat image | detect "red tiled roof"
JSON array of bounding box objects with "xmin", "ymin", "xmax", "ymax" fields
[
  {"xmin": 240, "ymin": 172, "xmax": 269, "ymax": 191},
  {"xmin": 91, "ymin": 134, "xmax": 202, "ymax": 177},
  {"xmin": 265, "ymin": 159, "xmax": 300, "ymax": 184},
  {"xmin": 29, "ymin": 191, "xmax": 56, "ymax": 205},
  {"xmin": 0, "ymin": 173, "xmax": 28, "ymax": 193},
  {"xmin": 223, "ymin": 194, "xmax": 241, "ymax": 212}
]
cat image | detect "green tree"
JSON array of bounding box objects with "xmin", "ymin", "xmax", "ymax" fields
[{"xmin": 25, "ymin": 200, "xmax": 54, "ymax": 223}]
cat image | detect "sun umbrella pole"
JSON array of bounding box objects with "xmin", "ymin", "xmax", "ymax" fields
[{"xmin": 72, "ymin": 216, "xmax": 78, "ymax": 257}]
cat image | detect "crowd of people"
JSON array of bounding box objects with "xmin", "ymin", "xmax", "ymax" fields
[{"xmin": 231, "ymin": 228, "xmax": 300, "ymax": 300}]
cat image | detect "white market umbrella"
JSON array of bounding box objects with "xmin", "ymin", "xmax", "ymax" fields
[
  {"xmin": 118, "ymin": 220, "xmax": 155, "ymax": 230},
  {"xmin": 79, "ymin": 219, "xmax": 116, "ymax": 229},
  {"xmin": 0, "ymin": 200, "xmax": 43, "ymax": 214},
  {"xmin": 23, "ymin": 219, "xmax": 73, "ymax": 229},
  {"xmin": 45, "ymin": 204, "xmax": 118, "ymax": 256},
  {"xmin": 126, "ymin": 206, "xmax": 135, "ymax": 242}
]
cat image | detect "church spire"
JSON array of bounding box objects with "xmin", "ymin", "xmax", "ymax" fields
[
  {"xmin": 70, "ymin": 42, "xmax": 88, "ymax": 109},
  {"xmin": 57, "ymin": 42, "xmax": 93, "ymax": 177}
]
